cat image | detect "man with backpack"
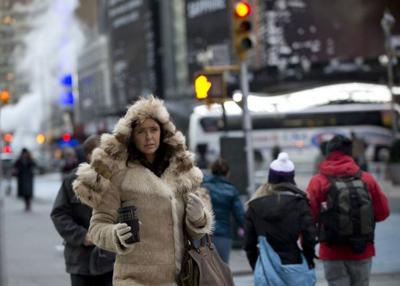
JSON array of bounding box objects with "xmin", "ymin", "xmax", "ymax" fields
[{"xmin": 307, "ymin": 134, "xmax": 390, "ymax": 286}]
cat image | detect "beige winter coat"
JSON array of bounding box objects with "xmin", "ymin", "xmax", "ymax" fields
[{"xmin": 73, "ymin": 97, "xmax": 214, "ymax": 286}]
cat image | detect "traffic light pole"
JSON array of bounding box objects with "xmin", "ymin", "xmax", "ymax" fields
[
  {"xmin": 0, "ymin": 104, "xmax": 4, "ymax": 285},
  {"xmin": 240, "ymin": 61, "xmax": 255, "ymax": 195},
  {"xmin": 381, "ymin": 10, "xmax": 398, "ymax": 138}
]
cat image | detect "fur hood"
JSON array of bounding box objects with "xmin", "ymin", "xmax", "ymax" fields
[{"xmin": 73, "ymin": 96, "xmax": 202, "ymax": 207}]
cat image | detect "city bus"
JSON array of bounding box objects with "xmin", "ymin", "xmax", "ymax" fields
[{"xmin": 188, "ymin": 83, "xmax": 399, "ymax": 173}]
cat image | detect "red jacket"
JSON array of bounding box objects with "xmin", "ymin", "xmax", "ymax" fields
[{"xmin": 307, "ymin": 151, "xmax": 390, "ymax": 260}]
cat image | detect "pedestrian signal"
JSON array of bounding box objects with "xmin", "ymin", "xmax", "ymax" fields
[
  {"xmin": 232, "ymin": 1, "xmax": 254, "ymax": 61},
  {"xmin": 194, "ymin": 72, "xmax": 226, "ymax": 101}
]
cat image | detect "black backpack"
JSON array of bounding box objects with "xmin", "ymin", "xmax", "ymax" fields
[{"xmin": 319, "ymin": 171, "xmax": 375, "ymax": 253}]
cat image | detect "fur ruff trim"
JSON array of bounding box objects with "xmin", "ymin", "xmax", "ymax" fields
[
  {"xmin": 164, "ymin": 165, "xmax": 203, "ymax": 194},
  {"xmin": 100, "ymin": 133, "xmax": 127, "ymax": 160},
  {"xmin": 98, "ymin": 96, "xmax": 193, "ymax": 169},
  {"xmin": 73, "ymin": 163, "xmax": 113, "ymax": 208},
  {"xmin": 112, "ymin": 97, "xmax": 170, "ymax": 143},
  {"xmin": 91, "ymin": 148, "xmax": 116, "ymax": 180},
  {"xmin": 170, "ymin": 195, "xmax": 183, "ymax": 273},
  {"xmin": 74, "ymin": 96, "xmax": 198, "ymax": 209}
]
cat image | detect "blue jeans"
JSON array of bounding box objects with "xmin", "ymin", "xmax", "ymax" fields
[
  {"xmin": 323, "ymin": 258, "xmax": 372, "ymax": 286},
  {"xmin": 213, "ymin": 236, "xmax": 232, "ymax": 264}
]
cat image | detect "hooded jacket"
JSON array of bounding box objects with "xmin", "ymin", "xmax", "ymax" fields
[
  {"xmin": 73, "ymin": 97, "xmax": 214, "ymax": 286},
  {"xmin": 307, "ymin": 151, "xmax": 390, "ymax": 260},
  {"xmin": 244, "ymin": 183, "xmax": 316, "ymax": 270}
]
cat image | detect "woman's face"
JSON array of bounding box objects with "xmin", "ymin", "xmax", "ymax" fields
[{"xmin": 132, "ymin": 118, "xmax": 161, "ymax": 162}]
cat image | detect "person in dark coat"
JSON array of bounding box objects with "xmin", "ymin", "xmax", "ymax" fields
[
  {"xmin": 244, "ymin": 152, "xmax": 316, "ymax": 271},
  {"xmin": 61, "ymin": 147, "xmax": 79, "ymax": 180},
  {"xmin": 202, "ymin": 158, "xmax": 245, "ymax": 263},
  {"xmin": 51, "ymin": 135, "xmax": 115, "ymax": 286},
  {"xmin": 13, "ymin": 148, "xmax": 36, "ymax": 211}
]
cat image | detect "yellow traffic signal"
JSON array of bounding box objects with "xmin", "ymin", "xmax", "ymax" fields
[
  {"xmin": 194, "ymin": 72, "xmax": 225, "ymax": 101},
  {"xmin": 0, "ymin": 89, "xmax": 10, "ymax": 104},
  {"xmin": 36, "ymin": 134, "xmax": 46, "ymax": 144},
  {"xmin": 232, "ymin": 1, "xmax": 253, "ymax": 61}
]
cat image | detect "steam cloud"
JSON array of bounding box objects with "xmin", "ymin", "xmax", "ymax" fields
[{"xmin": 1, "ymin": 0, "xmax": 85, "ymax": 153}]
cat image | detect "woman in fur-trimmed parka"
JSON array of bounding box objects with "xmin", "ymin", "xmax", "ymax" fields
[{"xmin": 72, "ymin": 97, "xmax": 214, "ymax": 286}]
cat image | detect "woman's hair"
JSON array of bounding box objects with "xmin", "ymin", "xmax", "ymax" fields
[
  {"xmin": 211, "ymin": 158, "xmax": 230, "ymax": 176},
  {"xmin": 258, "ymin": 183, "xmax": 281, "ymax": 196},
  {"xmin": 126, "ymin": 118, "xmax": 172, "ymax": 177}
]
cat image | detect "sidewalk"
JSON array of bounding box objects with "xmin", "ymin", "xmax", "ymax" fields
[
  {"xmin": 1, "ymin": 172, "xmax": 399, "ymax": 286},
  {"xmin": 230, "ymin": 247, "xmax": 400, "ymax": 285},
  {"xmin": 232, "ymin": 270, "xmax": 400, "ymax": 286},
  {"xmin": 1, "ymin": 172, "xmax": 69, "ymax": 286}
]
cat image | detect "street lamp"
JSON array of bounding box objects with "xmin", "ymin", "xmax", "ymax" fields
[{"xmin": 381, "ymin": 9, "xmax": 397, "ymax": 137}]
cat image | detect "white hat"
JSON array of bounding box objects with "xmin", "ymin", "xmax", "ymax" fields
[
  {"xmin": 268, "ymin": 152, "xmax": 295, "ymax": 184},
  {"xmin": 270, "ymin": 152, "xmax": 294, "ymax": 172}
]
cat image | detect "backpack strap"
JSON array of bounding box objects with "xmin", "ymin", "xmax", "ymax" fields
[{"xmin": 325, "ymin": 170, "xmax": 363, "ymax": 183}]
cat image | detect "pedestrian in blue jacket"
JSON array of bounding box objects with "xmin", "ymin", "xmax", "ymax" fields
[{"xmin": 202, "ymin": 158, "xmax": 245, "ymax": 263}]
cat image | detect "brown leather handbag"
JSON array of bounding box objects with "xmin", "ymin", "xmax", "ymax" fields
[{"xmin": 179, "ymin": 233, "xmax": 235, "ymax": 286}]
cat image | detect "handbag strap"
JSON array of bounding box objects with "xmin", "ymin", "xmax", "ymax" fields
[
  {"xmin": 199, "ymin": 234, "xmax": 214, "ymax": 250},
  {"xmin": 182, "ymin": 211, "xmax": 212, "ymax": 252}
]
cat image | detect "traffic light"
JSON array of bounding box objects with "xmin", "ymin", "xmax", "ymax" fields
[
  {"xmin": 62, "ymin": 133, "xmax": 71, "ymax": 142},
  {"xmin": 0, "ymin": 89, "xmax": 10, "ymax": 104},
  {"xmin": 2, "ymin": 133, "xmax": 13, "ymax": 153},
  {"xmin": 232, "ymin": 1, "xmax": 253, "ymax": 61},
  {"xmin": 2, "ymin": 144, "xmax": 11, "ymax": 153},
  {"xmin": 194, "ymin": 71, "xmax": 226, "ymax": 102},
  {"xmin": 3, "ymin": 133, "xmax": 13, "ymax": 143},
  {"xmin": 36, "ymin": 134, "xmax": 46, "ymax": 144}
]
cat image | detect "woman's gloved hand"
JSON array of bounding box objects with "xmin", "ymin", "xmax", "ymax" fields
[
  {"xmin": 113, "ymin": 223, "xmax": 133, "ymax": 248},
  {"xmin": 186, "ymin": 193, "xmax": 205, "ymax": 223}
]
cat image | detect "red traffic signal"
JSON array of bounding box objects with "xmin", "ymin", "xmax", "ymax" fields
[
  {"xmin": 62, "ymin": 133, "xmax": 71, "ymax": 142},
  {"xmin": 234, "ymin": 1, "xmax": 251, "ymax": 18},
  {"xmin": 3, "ymin": 145, "xmax": 11, "ymax": 153}
]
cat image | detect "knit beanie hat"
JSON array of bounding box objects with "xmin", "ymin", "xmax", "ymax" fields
[
  {"xmin": 268, "ymin": 152, "xmax": 295, "ymax": 184},
  {"xmin": 326, "ymin": 134, "xmax": 352, "ymax": 156}
]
